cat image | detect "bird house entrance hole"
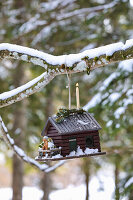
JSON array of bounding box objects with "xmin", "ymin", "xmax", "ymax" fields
[{"xmin": 86, "ymin": 135, "xmax": 94, "ymax": 148}]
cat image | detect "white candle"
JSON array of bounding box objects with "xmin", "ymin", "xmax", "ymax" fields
[{"xmin": 76, "ymin": 83, "xmax": 80, "ymax": 109}]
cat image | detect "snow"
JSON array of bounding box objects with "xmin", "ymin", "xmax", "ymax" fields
[
  {"xmin": 1, "ymin": 120, "xmax": 8, "ymax": 133},
  {"xmin": 0, "ymin": 39, "xmax": 133, "ymax": 67},
  {"xmin": 84, "ymin": 148, "xmax": 98, "ymax": 154},
  {"xmin": 7, "ymin": 134, "xmax": 14, "ymax": 145},
  {"xmin": 48, "ymin": 142, "xmax": 54, "ymax": 148},
  {"xmin": 0, "ymin": 153, "xmax": 5, "ymax": 164},
  {"xmin": 118, "ymin": 59, "xmax": 133, "ymax": 72},
  {"xmin": 123, "ymin": 39, "xmax": 133, "ymax": 50},
  {"xmin": 0, "ymin": 117, "xmax": 49, "ymax": 171},
  {"xmin": 76, "ymin": 146, "xmax": 84, "ymax": 156},
  {"xmin": 84, "ymin": 58, "xmax": 133, "ymax": 113},
  {"xmin": 14, "ymin": 145, "xmax": 25, "ymax": 157},
  {"xmin": 125, "ymin": 177, "xmax": 133, "ymax": 188},
  {"xmin": 83, "ymin": 93, "xmax": 102, "ymax": 110},
  {"xmin": 0, "ymin": 166, "xmax": 115, "ymax": 200},
  {"xmin": 100, "ymin": 72, "xmax": 120, "ymax": 92},
  {"xmin": 66, "ymin": 146, "xmax": 98, "ymax": 157},
  {"xmin": 108, "ymin": 92, "xmax": 121, "ymax": 103},
  {"xmin": 43, "ymin": 136, "xmax": 48, "ymax": 139},
  {"xmin": 77, "ymin": 120, "xmax": 89, "ymax": 125},
  {"xmin": 106, "ymin": 120, "xmax": 113, "ymax": 127},
  {"xmin": 45, "ymin": 160, "xmax": 65, "ymax": 173},
  {"xmin": 52, "ymin": 154, "xmax": 63, "ymax": 159},
  {"xmin": 114, "ymin": 107, "xmax": 125, "ymax": 119},
  {"xmin": 19, "ymin": 14, "xmax": 46, "ymax": 34},
  {"xmin": 0, "ymin": 72, "xmax": 46, "ymax": 100}
]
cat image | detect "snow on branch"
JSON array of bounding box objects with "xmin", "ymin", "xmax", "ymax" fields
[
  {"xmin": 0, "ymin": 116, "xmax": 65, "ymax": 173},
  {"xmin": 57, "ymin": 1, "xmax": 117, "ymax": 21},
  {"xmin": 19, "ymin": 1, "xmax": 116, "ymax": 35},
  {"xmin": 0, "ymin": 72, "xmax": 55, "ymax": 108},
  {"xmin": 0, "ymin": 39, "xmax": 133, "ymax": 70},
  {"xmin": 0, "ymin": 39, "xmax": 133, "ymax": 108}
]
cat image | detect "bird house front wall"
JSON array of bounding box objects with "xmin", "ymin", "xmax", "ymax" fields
[{"xmin": 47, "ymin": 130, "xmax": 101, "ymax": 157}]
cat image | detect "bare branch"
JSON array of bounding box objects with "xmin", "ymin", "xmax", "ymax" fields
[{"xmin": 0, "ymin": 116, "xmax": 65, "ymax": 173}]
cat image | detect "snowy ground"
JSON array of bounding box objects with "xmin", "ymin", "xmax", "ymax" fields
[{"xmin": 0, "ymin": 168, "xmax": 115, "ymax": 200}]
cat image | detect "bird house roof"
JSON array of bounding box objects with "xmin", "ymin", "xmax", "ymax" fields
[{"xmin": 42, "ymin": 111, "xmax": 101, "ymax": 136}]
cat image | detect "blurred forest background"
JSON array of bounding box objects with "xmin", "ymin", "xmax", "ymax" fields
[{"xmin": 0, "ymin": 0, "xmax": 133, "ymax": 200}]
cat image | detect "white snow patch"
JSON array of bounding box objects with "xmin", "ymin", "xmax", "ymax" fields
[
  {"xmin": 48, "ymin": 142, "xmax": 54, "ymax": 149},
  {"xmin": 114, "ymin": 107, "xmax": 125, "ymax": 119},
  {"xmin": 106, "ymin": 120, "xmax": 113, "ymax": 127},
  {"xmin": 67, "ymin": 151, "xmax": 76, "ymax": 157},
  {"xmin": 0, "ymin": 153, "xmax": 5, "ymax": 164},
  {"xmin": 14, "ymin": 145, "xmax": 25, "ymax": 156},
  {"xmin": 84, "ymin": 148, "xmax": 98, "ymax": 154},
  {"xmin": 118, "ymin": 59, "xmax": 133, "ymax": 72},
  {"xmin": 21, "ymin": 54, "xmax": 28, "ymax": 61},
  {"xmin": 108, "ymin": 93, "xmax": 121, "ymax": 103},
  {"xmin": 100, "ymin": 72, "xmax": 120, "ymax": 91},
  {"xmin": 83, "ymin": 93, "xmax": 102, "ymax": 110},
  {"xmin": 7, "ymin": 134, "xmax": 14, "ymax": 145},
  {"xmin": 1, "ymin": 121, "xmax": 8, "ymax": 132},
  {"xmin": 125, "ymin": 177, "xmax": 133, "ymax": 188},
  {"xmin": 52, "ymin": 154, "xmax": 63, "ymax": 159},
  {"xmin": 77, "ymin": 120, "xmax": 89, "ymax": 125},
  {"xmin": 66, "ymin": 147, "xmax": 98, "ymax": 157},
  {"xmin": 122, "ymin": 39, "xmax": 133, "ymax": 50},
  {"xmin": 0, "ymin": 72, "xmax": 45, "ymax": 100},
  {"xmin": 116, "ymin": 124, "xmax": 120, "ymax": 128},
  {"xmin": 76, "ymin": 146, "xmax": 84, "ymax": 156}
]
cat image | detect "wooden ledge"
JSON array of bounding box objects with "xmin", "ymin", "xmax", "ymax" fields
[{"xmin": 35, "ymin": 152, "xmax": 106, "ymax": 162}]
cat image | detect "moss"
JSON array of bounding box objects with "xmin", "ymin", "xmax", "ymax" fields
[
  {"xmin": 81, "ymin": 56, "xmax": 89, "ymax": 60},
  {"xmin": 94, "ymin": 57, "xmax": 98, "ymax": 62},
  {"xmin": 69, "ymin": 66, "xmax": 74, "ymax": 70},
  {"xmin": 106, "ymin": 55, "xmax": 112, "ymax": 61}
]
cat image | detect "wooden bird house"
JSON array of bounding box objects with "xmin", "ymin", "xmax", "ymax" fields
[{"xmin": 36, "ymin": 110, "xmax": 106, "ymax": 161}]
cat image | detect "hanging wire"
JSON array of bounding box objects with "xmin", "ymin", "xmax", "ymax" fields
[{"xmin": 64, "ymin": 54, "xmax": 71, "ymax": 109}]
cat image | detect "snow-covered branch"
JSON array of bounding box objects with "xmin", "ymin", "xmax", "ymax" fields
[
  {"xmin": 0, "ymin": 72, "xmax": 55, "ymax": 108},
  {"xmin": 0, "ymin": 39, "xmax": 133, "ymax": 108},
  {"xmin": 0, "ymin": 116, "xmax": 65, "ymax": 173},
  {"xmin": 56, "ymin": 1, "xmax": 117, "ymax": 21},
  {"xmin": 19, "ymin": 1, "xmax": 116, "ymax": 35}
]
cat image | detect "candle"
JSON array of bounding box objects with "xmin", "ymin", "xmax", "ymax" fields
[{"xmin": 76, "ymin": 83, "xmax": 80, "ymax": 109}]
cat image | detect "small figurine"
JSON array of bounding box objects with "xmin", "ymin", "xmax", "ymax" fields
[{"xmin": 38, "ymin": 136, "xmax": 62, "ymax": 158}]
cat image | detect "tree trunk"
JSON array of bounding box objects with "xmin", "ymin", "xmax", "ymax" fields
[
  {"xmin": 85, "ymin": 169, "xmax": 90, "ymax": 200},
  {"xmin": 12, "ymin": 63, "xmax": 27, "ymax": 200},
  {"xmin": 129, "ymin": 190, "xmax": 133, "ymax": 200},
  {"xmin": 82, "ymin": 158, "xmax": 90, "ymax": 200},
  {"xmin": 41, "ymin": 84, "xmax": 54, "ymax": 200},
  {"xmin": 41, "ymin": 166, "xmax": 51, "ymax": 200},
  {"xmin": 114, "ymin": 162, "xmax": 120, "ymax": 200}
]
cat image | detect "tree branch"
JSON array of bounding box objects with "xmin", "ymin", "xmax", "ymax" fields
[
  {"xmin": 0, "ymin": 72, "xmax": 56, "ymax": 108},
  {"xmin": 0, "ymin": 39, "xmax": 133, "ymax": 108},
  {"xmin": 0, "ymin": 116, "xmax": 65, "ymax": 172}
]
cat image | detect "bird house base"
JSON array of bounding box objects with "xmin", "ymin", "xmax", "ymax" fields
[{"xmin": 35, "ymin": 151, "xmax": 106, "ymax": 162}]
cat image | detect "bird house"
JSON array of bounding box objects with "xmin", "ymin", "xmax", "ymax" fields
[{"xmin": 36, "ymin": 109, "xmax": 106, "ymax": 161}]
